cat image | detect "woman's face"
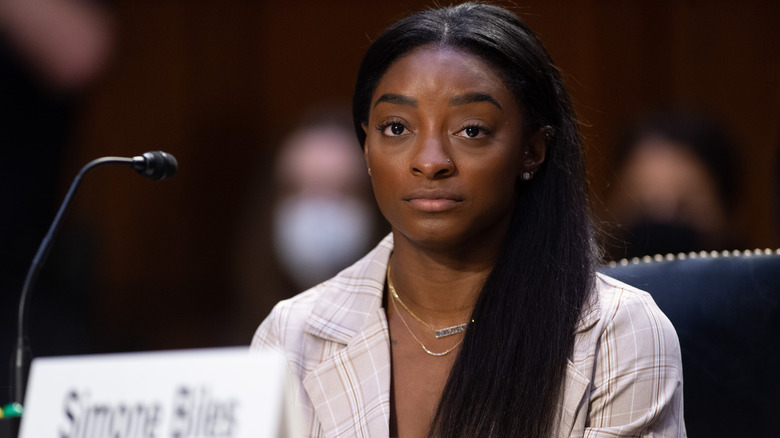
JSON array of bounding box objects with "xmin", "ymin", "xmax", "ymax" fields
[{"xmin": 363, "ymin": 45, "xmax": 542, "ymax": 251}]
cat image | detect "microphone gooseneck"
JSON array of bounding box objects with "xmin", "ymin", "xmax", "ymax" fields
[{"xmin": 11, "ymin": 151, "xmax": 177, "ymax": 406}]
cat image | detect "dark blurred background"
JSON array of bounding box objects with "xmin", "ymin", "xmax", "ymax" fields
[{"xmin": 2, "ymin": 0, "xmax": 778, "ymax": 395}]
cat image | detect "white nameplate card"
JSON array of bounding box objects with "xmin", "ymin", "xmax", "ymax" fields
[{"xmin": 19, "ymin": 347, "xmax": 299, "ymax": 438}]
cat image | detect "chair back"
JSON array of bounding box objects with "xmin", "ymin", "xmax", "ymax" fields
[{"xmin": 600, "ymin": 249, "xmax": 780, "ymax": 437}]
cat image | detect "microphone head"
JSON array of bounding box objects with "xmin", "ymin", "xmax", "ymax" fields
[{"xmin": 133, "ymin": 151, "xmax": 178, "ymax": 180}]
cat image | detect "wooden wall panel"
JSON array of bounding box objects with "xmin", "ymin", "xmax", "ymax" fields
[{"xmin": 56, "ymin": 0, "xmax": 779, "ymax": 351}]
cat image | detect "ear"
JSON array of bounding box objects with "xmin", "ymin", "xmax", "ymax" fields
[{"xmin": 521, "ymin": 125, "xmax": 551, "ymax": 174}]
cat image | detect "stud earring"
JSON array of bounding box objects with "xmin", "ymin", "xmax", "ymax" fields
[
  {"xmin": 522, "ymin": 171, "xmax": 533, "ymax": 181},
  {"xmin": 543, "ymin": 125, "xmax": 554, "ymax": 140},
  {"xmin": 368, "ymin": 167, "xmax": 372, "ymax": 176}
]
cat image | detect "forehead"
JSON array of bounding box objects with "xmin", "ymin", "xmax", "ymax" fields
[{"xmin": 372, "ymin": 45, "xmax": 515, "ymax": 103}]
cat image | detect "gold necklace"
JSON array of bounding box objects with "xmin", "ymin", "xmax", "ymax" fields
[
  {"xmin": 387, "ymin": 264, "xmax": 471, "ymax": 338},
  {"xmin": 386, "ymin": 264, "xmax": 470, "ymax": 357},
  {"xmin": 390, "ymin": 289, "xmax": 464, "ymax": 357}
]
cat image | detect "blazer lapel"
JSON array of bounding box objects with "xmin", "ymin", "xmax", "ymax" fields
[
  {"xmin": 302, "ymin": 308, "xmax": 392, "ymax": 438},
  {"xmin": 556, "ymin": 281, "xmax": 603, "ymax": 437},
  {"xmin": 301, "ymin": 234, "xmax": 394, "ymax": 437}
]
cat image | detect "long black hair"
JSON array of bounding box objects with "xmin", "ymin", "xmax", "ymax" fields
[{"xmin": 353, "ymin": 3, "xmax": 596, "ymax": 436}]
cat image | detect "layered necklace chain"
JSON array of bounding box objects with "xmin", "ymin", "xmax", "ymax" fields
[{"xmin": 386, "ymin": 264, "xmax": 471, "ymax": 357}]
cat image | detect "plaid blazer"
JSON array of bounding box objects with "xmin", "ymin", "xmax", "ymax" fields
[{"xmin": 251, "ymin": 234, "xmax": 685, "ymax": 437}]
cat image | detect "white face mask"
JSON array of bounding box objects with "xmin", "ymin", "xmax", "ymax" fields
[{"xmin": 272, "ymin": 194, "xmax": 374, "ymax": 289}]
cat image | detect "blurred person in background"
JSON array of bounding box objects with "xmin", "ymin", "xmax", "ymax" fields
[
  {"xmin": 270, "ymin": 108, "xmax": 380, "ymax": 290},
  {"xmin": 1, "ymin": 0, "xmax": 112, "ymax": 400},
  {"xmin": 604, "ymin": 110, "xmax": 743, "ymax": 260},
  {"xmin": 232, "ymin": 105, "xmax": 383, "ymax": 319},
  {"xmin": 230, "ymin": 107, "xmax": 384, "ymax": 343}
]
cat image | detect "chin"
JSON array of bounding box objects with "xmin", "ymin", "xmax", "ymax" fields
[{"xmin": 397, "ymin": 224, "xmax": 473, "ymax": 249}]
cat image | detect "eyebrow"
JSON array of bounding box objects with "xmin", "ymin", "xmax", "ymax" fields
[
  {"xmin": 450, "ymin": 93, "xmax": 502, "ymax": 110},
  {"xmin": 373, "ymin": 94, "xmax": 418, "ymax": 108}
]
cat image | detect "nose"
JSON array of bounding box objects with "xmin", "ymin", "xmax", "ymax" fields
[{"xmin": 411, "ymin": 135, "xmax": 454, "ymax": 179}]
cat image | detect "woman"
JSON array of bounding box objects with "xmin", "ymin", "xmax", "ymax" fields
[
  {"xmin": 604, "ymin": 110, "xmax": 741, "ymax": 259},
  {"xmin": 252, "ymin": 3, "xmax": 685, "ymax": 437}
]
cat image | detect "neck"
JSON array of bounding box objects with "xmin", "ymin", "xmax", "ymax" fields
[{"xmin": 388, "ymin": 232, "xmax": 500, "ymax": 326}]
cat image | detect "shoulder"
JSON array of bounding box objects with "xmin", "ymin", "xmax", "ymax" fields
[
  {"xmin": 570, "ymin": 273, "xmax": 685, "ymax": 436},
  {"xmin": 577, "ymin": 273, "xmax": 682, "ymax": 372},
  {"xmin": 250, "ymin": 286, "xmax": 322, "ymax": 353},
  {"xmin": 573, "ymin": 273, "xmax": 682, "ymax": 375},
  {"xmin": 250, "ymin": 234, "xmax": 393, "ymax": 355},
  {"xmin": 593, "ymin": 273, "xmax": 680, "ymax": 347}
]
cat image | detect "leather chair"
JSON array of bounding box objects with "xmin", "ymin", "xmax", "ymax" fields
[{"xmin": 600, "ymin": 249, "xmax": 780, "ymax": 437}]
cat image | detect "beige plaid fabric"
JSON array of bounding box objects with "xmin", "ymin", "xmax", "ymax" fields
[{"xmin": 251, "ymin": 234, "xmax": 685, "ymax": 437}]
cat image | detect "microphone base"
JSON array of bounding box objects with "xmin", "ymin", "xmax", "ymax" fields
[{"xmin": 0, "ymin": 417, "xmax": 20, "ymax": 438}]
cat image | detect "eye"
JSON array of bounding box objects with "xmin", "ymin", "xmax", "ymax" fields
[
  {"xmin": 390, "ymin": 123, "xmax": 406, "ymax": 135},
  {"xmin": 377, "ymin": 121, "xmax": 410, "ymax": 137},
  {"xmin": 455, "ymin": 124, "xmax": 490, "ymax": 139},
  {"xmin": 464, "ymin": 126, "xmax": 481, "ymax": 138}
]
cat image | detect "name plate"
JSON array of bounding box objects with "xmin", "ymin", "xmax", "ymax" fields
[{"xmin": 19, "ymin": 348, "xmax": 298, "ymax": 438}]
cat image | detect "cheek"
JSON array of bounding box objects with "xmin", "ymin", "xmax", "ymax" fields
[
  {"xmin": 365, "ymin": 158, "xmax": 397, "ymax": 207},
  {"xmin": 367, "ymin": 177, "xmax": 399, "ymax": 227},
  {"xmin": 485, "ymin": 172, "xmax": 518, "ymax": 202},
  {"xmin": 474, "ymin": 152, "xmax": 521, "ymax": 185},
  {"xmin": 471, "ymin": 160, "xmax": 521, "ymax": 207}
]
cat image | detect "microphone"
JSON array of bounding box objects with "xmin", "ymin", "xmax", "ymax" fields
[
  {"xmin": 9, "ymin": 151, "xmax": 178, "ymax": 407},
  {"xmin": 132, "ymin": 150, "xmax": 178, "ymax": 180}
]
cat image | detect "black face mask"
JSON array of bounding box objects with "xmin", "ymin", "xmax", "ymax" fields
[{"xmin": 622, "ymin": 219, "xmax": 704, "ymax": 259}]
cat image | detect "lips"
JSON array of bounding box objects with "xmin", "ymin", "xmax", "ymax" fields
[{"xmin": 404, "ymin": 190, "xmax": 463, "ymax": 212}]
